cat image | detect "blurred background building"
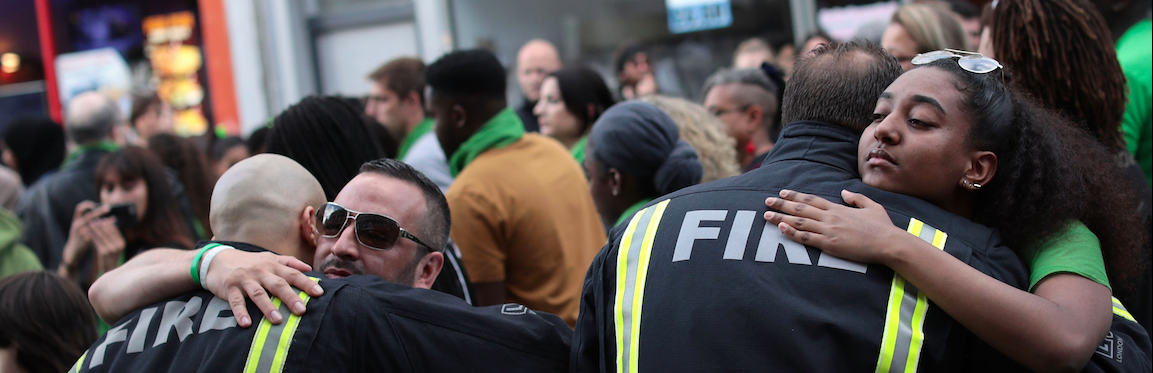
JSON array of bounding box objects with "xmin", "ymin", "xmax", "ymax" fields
[{"xmin": 0, "ymin": 0, "xmax": 970, "ymax": 137}]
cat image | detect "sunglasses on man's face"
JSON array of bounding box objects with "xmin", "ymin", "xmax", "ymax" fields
[{"xmin": 315, "ymin": 202, "xmax": 433, "ymax": 251}]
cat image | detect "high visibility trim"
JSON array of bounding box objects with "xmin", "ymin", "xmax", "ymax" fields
[
  {"xmin": 614, "ymin": 200, "xmax": 670, "ymax": 373},
  {"xmin": 68, "ymin": 350, "xmax": 87, "ymax": 373},
  {"xmin": 1112, "ymin": 297, "xmax": 1136, "ymax": 322},
  {"xmin": 876, "ymin": 218, "xmax": 946, "ymax": 373},
  {"xmin": 244, "ymin": 277, "xmax": 319, "ymax": 373}
]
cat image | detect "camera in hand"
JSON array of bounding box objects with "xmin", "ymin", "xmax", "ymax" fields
[{"xmin": 92, "ymin": 203, "xmax": 139, "ymax": 229}]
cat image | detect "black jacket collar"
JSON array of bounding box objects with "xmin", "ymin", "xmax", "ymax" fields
[{"xmin": 762, "ymin": 120, "xmax": 862, "ymax": 177}]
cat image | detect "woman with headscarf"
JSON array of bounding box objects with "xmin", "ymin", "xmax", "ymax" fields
[
  {"xmin": 1, "ymin": 116, "xmax": 66, "ymax": 186},
  {"xmin": 585, "ymin": 101, "xmax": 703, "ymax": 227}
]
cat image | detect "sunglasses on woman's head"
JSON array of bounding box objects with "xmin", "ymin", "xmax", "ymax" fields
[
  {"xmin": 912, "ymin": 49, "xmax": 1003, "ymax": 74},
  {"xmin": 315, "ymin": 202, "xmax": 433, "ymax": 251}
]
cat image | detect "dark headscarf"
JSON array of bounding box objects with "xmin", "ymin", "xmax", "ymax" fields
[
  {"xmin": 591, "ymin": 101, "xmax": 702, "ymax": 195},
  {"xmin": 2, "ymin": 116, "xmax": 66, "ymax": 186}
]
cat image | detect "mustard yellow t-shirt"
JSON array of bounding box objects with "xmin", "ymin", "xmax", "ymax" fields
[
  {"xmin": 447, "ymin": 134, "xmax": 606, "ymax": 327},
  {"xmin": 1022, "ymin": 221, "xmax": 1110, "ymax": 292}
]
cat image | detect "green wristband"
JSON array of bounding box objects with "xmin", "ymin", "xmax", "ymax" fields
[{"xmin": 191, "ymin": 243, "xmax": 221, "ymax": 287}]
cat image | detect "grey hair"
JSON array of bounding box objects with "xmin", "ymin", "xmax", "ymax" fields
[
  {"xmin": 65, "ymin": 96, "xmax": 120, "ymax": 145},
  {"xmin": 701, "ymin": 68, "xmax": 778, "ymax": 100}
]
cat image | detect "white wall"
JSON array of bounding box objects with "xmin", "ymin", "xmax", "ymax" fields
[
  {"xmin": 315, "ymin": 22, "xmax": 420, "ymax": 96},
  {"xmin": 225, "ymin": 0, "xmax": 270, "ymax": 135}
]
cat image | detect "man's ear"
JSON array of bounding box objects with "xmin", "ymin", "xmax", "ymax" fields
[
  {"xmin": 451, "ymin": 104, "xmax": 468, "ymax": 129},
  {"xmin": 965, "ymin": 151, "xmax": 998, "ymax": 188},
  {"xmin": 299, "ymin": 206, "xmax": 318, "ymax": 258},
  {"xmin": 746, "ymin": 105, "xmax": 765, "ymax": 133},
  {"xmin": 412, "ymin": 251, "xmax": 444, "ymax": 289},
  {"xmin": 404, "ymin": 91, "xmax": 423, "ymax": 109}
]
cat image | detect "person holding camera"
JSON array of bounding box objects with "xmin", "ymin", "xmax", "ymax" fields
[{"xmin": 57, "ymin": 147, "xmax": 192, "ymax": 293}]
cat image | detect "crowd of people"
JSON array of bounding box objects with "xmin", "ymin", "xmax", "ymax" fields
[{"xmin": 0, "ymin": 0, "xmax": 1149, "ymax": 372}]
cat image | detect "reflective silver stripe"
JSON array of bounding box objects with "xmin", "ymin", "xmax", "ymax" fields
[
  {"xmin": 244, "ymin": 279, "xmax": 317, "ymax": 373},
  {"xmin": 890, "ymin": 278, "xmax": 920, "ymax": 373},
  {"xmin": 254, "ymin": 300, "xmax": 292, "ymax": 372},
  {"xmin": 877, "ymin": 219, "xmax": 946, "ymax": 373},
  {"xmin": 616, "ymin": 206, "xmax": 656, "ymax": 373}
]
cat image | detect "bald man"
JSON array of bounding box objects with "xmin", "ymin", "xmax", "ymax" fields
[
  {"xmin": 515, "ymin": 39, "xmax": 563, "ymax": 132},
  {"xmin": 79, "ymin": 157, "xmax": 571, "ymax": 373},
  {"xmin": 16, "ymin": 91, "xmax": 127, "ymax": 271}
]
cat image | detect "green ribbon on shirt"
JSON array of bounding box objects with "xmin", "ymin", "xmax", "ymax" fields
[
  {"xmin": 448, "ymin": 108, "xmax": 525, "ymax": 176},
  {"xmin": 570, "ymin": 136, "xmax": 589, "ymax": 165},
  {"xmin": 615, "ymin": 198, "xmax": 654, "ymax": 227},
  {"xmin": 64, "ymin": 141, "xmax": 120, "ymax": 167},
  {"xmin": 398, "ymin": 118, "xmax": 435, "ymax": 160}
]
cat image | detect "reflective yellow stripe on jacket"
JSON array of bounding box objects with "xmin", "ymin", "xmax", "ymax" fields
[
  {"xmin": 243, "ymin": 277, "xmax": 319, "ymax": 373},
  {"xmin": 1113, "ymin": 297, "xmax": 1136, "ymax": 322},
  {"xmin": 67, "ymin": 350, "xmax": 87, "ymax": 373},
  {"xmin": 876, "ymin": 219, "xmax": 947, "ymax": 373},
  {"xmin": 614, "ymin": 200, "xmax": 670, "ymax": 373}
]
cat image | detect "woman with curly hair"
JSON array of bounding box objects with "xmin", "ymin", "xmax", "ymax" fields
[{"xmin": 764, "ymin": 55, "xmax": 1146, "ymax": 372}]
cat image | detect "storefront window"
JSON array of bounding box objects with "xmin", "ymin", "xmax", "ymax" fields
[{"xmin": 450, "ymin": 0, "xmax": 793, "ymax": 102}]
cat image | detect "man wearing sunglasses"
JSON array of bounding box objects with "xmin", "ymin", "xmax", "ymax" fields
[{"xmin": 80, "ymin": 155, "xmax": 571, "ymax": 372}]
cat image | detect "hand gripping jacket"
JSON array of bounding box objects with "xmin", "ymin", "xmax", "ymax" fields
[
  {"xmin": 571, "ymin": 121, "xmax": 1032, "ymax": 373},
  {"xmin": 70, "ymin": 241, "xmax": 572, "ymax": 373}
]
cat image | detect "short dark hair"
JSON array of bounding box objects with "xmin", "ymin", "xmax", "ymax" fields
[
  {"xmin": 359, "ymin": 158, "xmax": 451, "ymax": 253},
  {"xmin": 948, "ymin": 0, "xmax": 980, "ymax": 19},
  {"xmin": 211, "ymin": 136, "xmax": 247, "ymax": 161},
  {"xmin": 781, "ymin": 41, "xmax": 902, "ymax": 132},
  {"xmin": 548, "ymin": 66, "xmax": 617, "ymax": 133},
  {"xmin": 368, "ymin": 57, "xmax": 426, "ymax": 107},
  {"xmin": 0, "ymin": 271, "xmax": 97, "ymax": 373},
  {"xmin": 425, "ymin": 50, "xmax": 507, "ymax": 98},
  {"xmin": 129, "ymin": 94, "xmax": 163, "ymax": 126},
  {"xmin": 247, "ymin": 126, "xmax": 270, "ymax": 154},
  {"xmin": 614, "ymin": 44, "xmax": 646, "ymax": 74}
]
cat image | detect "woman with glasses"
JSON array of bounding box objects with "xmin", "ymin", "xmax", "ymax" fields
[
  {"xmin": 532, "ymin": 66, "xmax": 616, "ymax": 164},
  {"xmin": 763, "ymin": 52, "xmax": 1147, "ymax": 372}
]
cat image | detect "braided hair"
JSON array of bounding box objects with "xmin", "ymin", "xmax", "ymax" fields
[
  {"xmin": 988, "ymin": 0, "xmax": 1129, "ymax": 153},
  {"xmin": 266, "ymin": 96, "xmax": 385, "ymax": 200}
]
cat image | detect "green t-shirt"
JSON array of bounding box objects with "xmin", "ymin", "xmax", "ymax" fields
[
  {"xmin": 1116, "ymin": 20, "xmax": 1152, "ymax": 185},
  {"xmin": 0, "ymin": 209, "xmax": 42, "ymax": 279},
  {"xmin": 0, "ymin": 243, "xmax": 42, "ymax": 280},
  {"xmin": 1022, "ymin": 221, "xmax": 1110, "ymax": 292}
]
